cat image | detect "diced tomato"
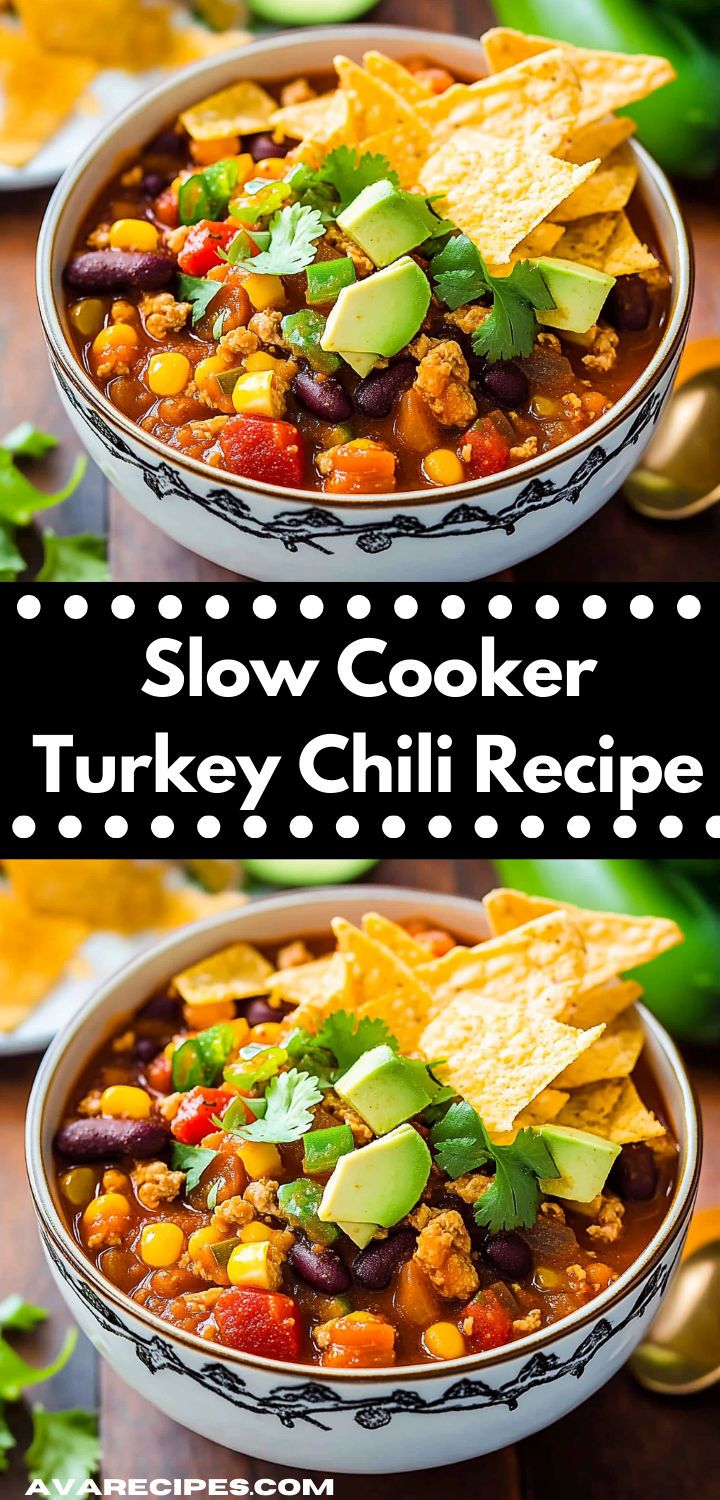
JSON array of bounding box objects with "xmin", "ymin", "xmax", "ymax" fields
[
  {"xmin": 459, "ymin": 417, "xmax": 511, "ymax": 478},
  {"xmin": 170, "ymin": 1086, "xmax": 238, "ymax": 1145},
  {"xmin": 154, "ymin": 188, "xmax": 179, "ymax": 228},
  {"xmin": 413, "ymin": 928, "xmax": 456, "ymax": 958},
  {"xmin": 216, "ymin": 1288, "xmax": 303, "ymax": 1362},
  {"xmin": 459, "ymin": 1288, "xmax": 514, "ymax": 1352},
  {"xmin": 145, "ymin": 1052, "xmax": 172, "ymax": 1093},
  {"xmin": 178, "ymin": 219, "xmax": 237, "ymax": 277},
  {"xmin": 219, "ymin": 415, "xmax": 306, "ymax": 488}
]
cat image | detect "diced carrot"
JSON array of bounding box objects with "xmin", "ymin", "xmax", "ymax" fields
[
  {"xmin": 395, "ymin": 387, "xmax": 441, "ymax": 454},
  {"xmin": 394, "ymin": 1259, "xmax": 442, "ymax": 1327},
  {"xmin": 321, "ymin": 439, "xmax": 396, "ymax": 496},
  {"xmin": 317, "ymin": 1311, "xmax": 396, "ymax": 1369}
]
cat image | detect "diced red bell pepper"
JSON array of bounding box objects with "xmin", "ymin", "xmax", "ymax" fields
[
  {"xmin": 216, "ymin": 1287, "xmax": 303, "ymax": 1362},
  {"xmin": 178, "ymin": 219, "xmax": 237, "ymax": 277},
  {"xmin": 219, "ymin": 415, "xmax": 306, "ymax": 489},
  {"xmin": 459, "ymin": 1288, "xmax": 514, "ymax": 1352},
  {"xmin": 171, "ymin": 1086, "xmax": 237, "ymax": 1145},
  {"xmin": 459, "ymin": 417, "xmax": 511, "ymax": 479}
]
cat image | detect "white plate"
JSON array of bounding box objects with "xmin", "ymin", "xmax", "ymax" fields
[{"xmin": 0, "ymin": 66, "xmax": 168, "ymax": 192}]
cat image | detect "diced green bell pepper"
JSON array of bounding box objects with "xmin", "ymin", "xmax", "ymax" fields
[
  {"xmin": 303, "ymin": 1125, "xmax": 354, "ymax": 1175},
  {"xmin": 178, "ymin": 158, "xmax": 242, "ymax": 225},
  {"xmin": 281, "ymin": 310, "xmax": 341, "ymax": 373},
  {"xmin": 171, "ymin": 1021, "xmax": 235, "ymax": 1091},
  {"xmin": 306, "ymin": 258, "xmax": 357, "ymax": 306},
  {"xmin": 210, "ymin": 1237, "xmax": 241, "ymax": 1269},
  {"xmin": 277, "ymin": 1179, "xmax": 339, "ymax": 1244}
]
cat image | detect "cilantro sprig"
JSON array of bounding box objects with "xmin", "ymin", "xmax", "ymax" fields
[
  {"xmin": 177, "ymin": 272, "xmax": 223, "ymax": 326},
  {"xmin": 290, "ymin": 145, "xmax": 400, "ymax": 219},
  {"xmin": 0, "ymin": 1297, "xmax": 98, "ymax": 1488},
  {"xmin": 222, "ymin": 1068, "xmax": 323, "ymax": 1144},
  {"xmin": 430, "ymin": 233, "xmax": 554, "ymax": 362},
  {"xmin": 0, "ymin": 423, "xmax": 103, "ymax": 584},
  {"xmin": 430, "ymin": 1101, "xmax": 558, "ymax": 1233},
  {"xmin": 285, "ymin": 1010, "xmax": 399, "ymax": 1083},
  {"xmin": 233, "ymin": 202, "xmax": 324, "ymax": 276},
  {"xmin": 170, "ymin": 1140, "xmax": 219, "ymax": 1192}
]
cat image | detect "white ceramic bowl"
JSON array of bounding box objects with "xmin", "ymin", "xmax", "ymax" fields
[
  {"xmin": 26, "ymin": 887, "xmax": 700, "ymax": 1473},
  {"xmin": 36, "ymin": 26, "xmax": 693, "ymax": 582}
]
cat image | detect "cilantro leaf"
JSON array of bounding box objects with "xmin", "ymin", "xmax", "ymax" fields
[
  {"xmin": 0, "ymin": 1297, "xmax": 47, "ymax": 1334},
  {"xmin": 226, "ymin": 1068, "xmax": 322, "ymax": 1143},
  {"xmin": 0, "ymin": 447, "xmax": 86, "ymax": 527},
  {"xmin": 234, "ymin": 203, "xmax": 324, "ymax": 276},
  {"xmin": 317, "ymin": 146, "xmax": 399, "ymax": 213},
  {"xmin": 170, "ymin": 1141, "xmax": 218, "ymax": 1192},
  {"xmin": 0, "ymin": 1403, "xmax": 13, "ymax": 1472},
  {"xmin": 431, "ymin": 233, "xmax": 488, "ymax": 310},
  {"xmin": 0, "ymin": 518, "xmax": 24, "ymax": 582},
  {"xmin": 0, "ymin": 1328, "xmax": 77, "ymax": 1402},
  {"xmin": 431, "ymin": 233, "xmax": 554, "ymax": 361},
  {"xmin": 36, "ymin": 531, "xmax": 108, "ymax": 584},
  {"xmin": 430, "ymin": 1102, "xmax": 558, "ymax": 1233},
  {"xmin": 2, "ymin": 423, "xmax": 58, "ymax": 459},
  {"xmin": 25, "ymin": 1406, "xmax": 100, "ymax": 1495},
  {"xmin": 177, "ymin": 273, "xmax": 223, "ymax": 326},
  {"xmin": 317, "ymin": 1012, "xmax": 399, "ymax": 1074}
]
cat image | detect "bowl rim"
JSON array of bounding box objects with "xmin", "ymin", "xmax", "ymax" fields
[
  {"xmin": 26, "ymin": 883, "xmax": 701, "ymax": 1386},
  {"xmin": 36, "ymin": 23, "xmax": 694, "ymax": 514}
]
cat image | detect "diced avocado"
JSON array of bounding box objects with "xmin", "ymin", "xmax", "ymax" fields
[
  {"xmin": 318, "ymin": 1123, "xmax": 431, "ymax": 1227},
  {"xmin": 534, "ymin": 256, "xmax": 616, "ymax": 335},
  {"xmin": 322, "ymin": 256, "xmax": 431, "ymax": 358},
  {"xmin": 304, "ymin": 1124, "xmax": 355, "ymax": 1174},
  {"xmin": 337, "ymin": 349, "xmax": 380, "ymax": 377},
  {"xmin": 209, "ymin": 1236, "xmax": 240, "ymax": 1269},
  {"xmin": 277, "ymin": 1178, "xmax": 339, "ymax": 1244},
  {"xmin": 539, "ymin": 1124, "xmax": 620, "ymax": 1203},
  {"xmin": 306, "ymin": 257, "xmax": 356, "ymax": 306},
  {"xmin": 337, "ymin": 1220, "xmax": 379, "ymax": 1249},
  {"xmin": 337, "ymin": 181, "xmax": 441, "ymax": 269},
  {"xmin": 335, "ymin": 1045, "xmax": 435, "ymax": 1135}
]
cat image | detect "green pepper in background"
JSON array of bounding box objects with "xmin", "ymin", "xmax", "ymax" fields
[
  {"xmin": 491, "ymin": 0, "xmax": 720, "ymax": 177},
  {"xmin": 493, "ymin": 858, "xmax": 720, "ymax": 1042}
]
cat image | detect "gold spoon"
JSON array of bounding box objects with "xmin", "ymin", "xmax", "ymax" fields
[
  {"xmin": 624, "ymin": 364, "xmax": 720, "ymax": 520},
  {"xmin": 630, "ymin": 1236, "xmax": 720, "ymax": 1394}
]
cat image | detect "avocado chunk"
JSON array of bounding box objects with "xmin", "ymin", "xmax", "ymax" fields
[
  {"xmin": 336, "ymin": 349, "xmax": 381, "ymax": 378},
  {"xmin": 539, "ymin": 1123, "xmax": 620, "ymax": 1202},
  {"xmin": 337, "ymin": 180, "xmax": 441, "ymax": 268},
  {"xmin": 318, "ymin": 1123, "xmax": 431, "ymax": 1227},
  {"xmin": 337, "ymin": 1220, "xmax": 380, "ymax": 1249},
  {"xmin": 335, "ymin": 1045, "xmax": 436, "ymax": 1135},
  {"xmin": 534, "ymin": 256, "xmax": 616, "ymax": 335},
  {"xmin": 322, "ymin": 256, "xmax": 431, "ymax": 358}
]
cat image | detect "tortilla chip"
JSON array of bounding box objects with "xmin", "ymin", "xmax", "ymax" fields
[
  {"xmin": 483, "ymin": 889, "xmax": 682, "ymax": 989},
  {"xmin": 600, "ymin": 211, "xmax": 660, "ymax": 277},
  {"xmin": 420, "ymin": 132, "xmax": 599, "ymax": 263},
  {"xmin": 172, "ymin": 942, "xmax": 273, "ymax": 1006},
  {"xmin": 415, "ymin": 911, "xmax": 587, "ymax": 1015},
  {"xmin": 0, "ymin": 889, "xmax": 88, "ymax": 1032},
  {"xmin": 334, "ymin": 54, "xmax": 418, "ymax": 139},
  {"xmin": 360, "ymin": 912, "xmax": 430, "ymax": 968},
  {"xmin": 358, "ymin": 126, "xmax": 429, "ymax": 189},
  {"xmin": 271, "ymin": 88, "xmax": 354, "ymax": 147},
  {"xmin": 516, "ymin": 1087, "xmax": 570, "ymax": 1127},
  {"xmin": 418, "ymin": 50, "xmax": 581, "ymax": 157},
  {"xmin": 0, "ymin": 30, "xmax": 97, "ymax": 166},
  {"xmin": 267, "ymin": 951, "xmax": 353, "ymax": 1017},
  {"xmin": 557, "ymin": 1078, "xmax": 665, "ymax": 1143},
  {"xmin": 159, "ymin": 887, "xmax": 246, "ymax": 929},
  {"xmin": 561, "ymin": 977, "xmax": 642, "ymax": 1031},
  {"xmin": 358, "ymin": 986, "xmax": 436, "ymax": 1054},
  {"xmin": 332, "ymin": 917, "xmax": 432, "ymax": 1007},
  {"xmin": 550, "ymin": 212, "xmax": 617, "ymax": 268},
  {"xmin": 481, "ymin": 27, "xmax": 676, "ymax": 127},
  {"xmin": 556, "ymin": 1006, "xmax": 645, "ymax": 1088},
  {"xmin": 362, "ymin": 50, "xmax": 432, "ymax": 105},
  {"xmin": 15, "ymin": 0, "xmax": 171, "ymax": 69},
  {"xmin": 550, "ymin": 143, "xmax": 638, "ymax": 222},
  {"xmin": 166, "ymin": 25, "xmax": 251, "ymax": 69},
  {"xmin": 180, "ymin": 79, "xmax": 276, "ymax": 141},
  {"xmin": 420, "ymin": 995, "xmax": 603, "ymax": 1138},
  {"xmin": 4, "ymin": 859, "xmax": 167, "ymax": 931},
  {"xmin": 563, "ymin": 114, "xmax": 635, "ymax": 166},
  {"xmin": 487, "ymin": 222, "xmax": 566, "ymax": 278}
]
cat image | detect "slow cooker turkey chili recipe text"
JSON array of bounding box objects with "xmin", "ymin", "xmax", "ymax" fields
[{"xmin": 62, "ymin": 29, "xmax": 675, "ymax": 499}]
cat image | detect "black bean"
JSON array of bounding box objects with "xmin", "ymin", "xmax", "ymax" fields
[
  {"xmin": 64, "ymin": 250, "xmax": 176, "ymax": 292},
  {"xmin": 289, "ymin": 1239, "xmax": 351, "ymax": 1294},
  {"xmin": 604, "ymin": 275, "xmax": 651, "ymax": 332},
  {"xmin": 609, "ymin": 1142, "xmax": 658, "ymax": 1202},
  {"xmin": 293, "ymin": 369, "xmax": 353, "ymax": 422},
  {"xmin": 247, "ymin": 132, "xmax": 295, "ymax": 161},
  {"xmin": 55, "ymin": 1116, "xmax": 169, "ymax": 1160},
  {"xmin": 242, "ymin": 997, "xmax": 286, "ymax": 1027},
  {"xmin": 138, "ymin": 993, "xmax": 180, "ymax": 1022},
  {"xmin": 134, "ymin": 1037, "xmax": 160, "ymax": 1065},
  {"xmin": 353, "ymin": 360, "xmax": 416, "ymax": 419},
  {"xmin": 481, "ymin": 360, "xmax": 529, "ymax": 408},
  {"xmin": 148, "ymin": 129, "xmax": 187, "ymax": 158},
  {"xmin": 142, "ymin": 171, "xmax": 167, "ymax": 198},
  {"xmin": 483, "ymin": 1230, "xmax": 533, "ymax": 1280},
  {"xmin": 352, "ymin": 1229, "xmax": 416, "ymax": 1289}
]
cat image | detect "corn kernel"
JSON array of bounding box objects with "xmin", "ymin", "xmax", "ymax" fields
[
  {"xmin": 140, "ymin": 1222, "xmax": 184, "ymax": 1268},
  {"xmin": 194, "ymin": 353, "xmax": 236, "ymax": 397},
  {"xmin": 227, "ymin": 1240, "xmax": 277, "ymax": 1289},
  {"xmin": 231, "ymin": 369, "xmax": 282, "ymax": 417},
  {"xmin": 146, "ymin": 351, "xmax": 191, "ymax": 396},
  {"xmin": 82, "ymin": 1192, "xmax": 131, "ymax": 1231},
  {"xmin": 164, "ymin": 1039, "xmax": 178, "ymax": 1059},
  {"xmin": 230, "ymin": 1017, "xmax": 250, "ymax": 1048},
  {"xmin": 190, "ymin": 135, "xmax": 241, "ymax": 165},
  {"xmin": 100, "ymin": 1085, "xmax": 151, "ymax": 1119},
  {"xmin": 109, "ymin": 218, "xmax": 160, "ymax": 252},
  {"xmin": 248, "ymin": 1021, "xmax": 283, "ymax": 1045},
  {"xmin": 253, "ymin": 158, "xmax": 287, "ymax": 179},
  {"xmin": 237, "ymin": 1142, "xmax": 281, "ymax": 1179},
  {"xmin": 245, "ymin": 351, "xmax": 285, "ymax": 373},
  {"xmin": 423, "ymin": 1322, "xmax": 466, "ymax": 1361},
  {"xmin": 240, "ymin": 1221, "xmax": 273, "ymax": 1244},
  {"xmin": 69, "ymin": 298, "xmax": 105, "ymax": 339},
  {"xmin": 423, "ymin": 448, "xmax": 466, "ymax": 487},
  {"xmin": 183, "ymin": 999, "xmax": 236, "ymax": 1030},
  {"xmin": 188, "ymin": 1225, "xmax": 226, "ymax": 1260},
  {"xmin": 243, "ymin": 273, "xmax": 286, "ymax": 311},
  {"xmin": 91, "ymin": 323, "xmax": 138, "ymax": 358}
]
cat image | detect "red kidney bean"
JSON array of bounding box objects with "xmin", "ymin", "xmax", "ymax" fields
[
  {"xmin": 353, "ymin": 360, "xmax": 416, "ymax": 418},
  {"xmin": 289, "ymin": 1239, "xmax": 351, "ymax": 1294},
  {"xmin": 604, "ymin": 275, "xmax": 651, "ymax": 332},
  {"xmin": 55, "ymin": 1117, "xmax": 169, "ymax": 1159},
  {"xmin": 65, "ymin": 250, "xmax": 176, "ymax": 292},
  {"xmin": 142, "ymin": 171, "xmax": 167, "ymax": 198},
  {"xmin": 293, "ymin": 369, "xmax": 353, "ymax": 422},
  {"xmin": 481, "ymin": 360, "xmax": 529, "ymax": 408},
  {"xmin": 138, "ymin": 993, "xmax": 180, "ymax": 1022},
  {"xmin": 148, "ymin": 129, "xmax": 187, "ymax": 158},
  {"xmin": 609, "ymin": 1142, "xmax": 658, "ymax": 1201},
  {"xmin": 134, "ymin": 1037, "xmax": 160, "ymax": 1065},
  {"xmin": 248, "ymin": 132, "xmax": 295, "ymax": 160},
  {"xmin": 352, "ymin": 1229, "xmax": 416, "ymax": 1289},
  {"xmin": 483, "ymin": 1230, "xmax": 533, "ymax": 1280},
  {"xmin": 241, "ymin": 997, "xmax": 289, "ymax": 1027}
]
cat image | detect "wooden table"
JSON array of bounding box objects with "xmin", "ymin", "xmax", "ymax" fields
[
  {"xmin": 2, "ymin": 856, "xmax": 719, "ymax": 1498},
  {"xmin": 2, "ymin": 0, "xmax": 719, "ymax": 581}
]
